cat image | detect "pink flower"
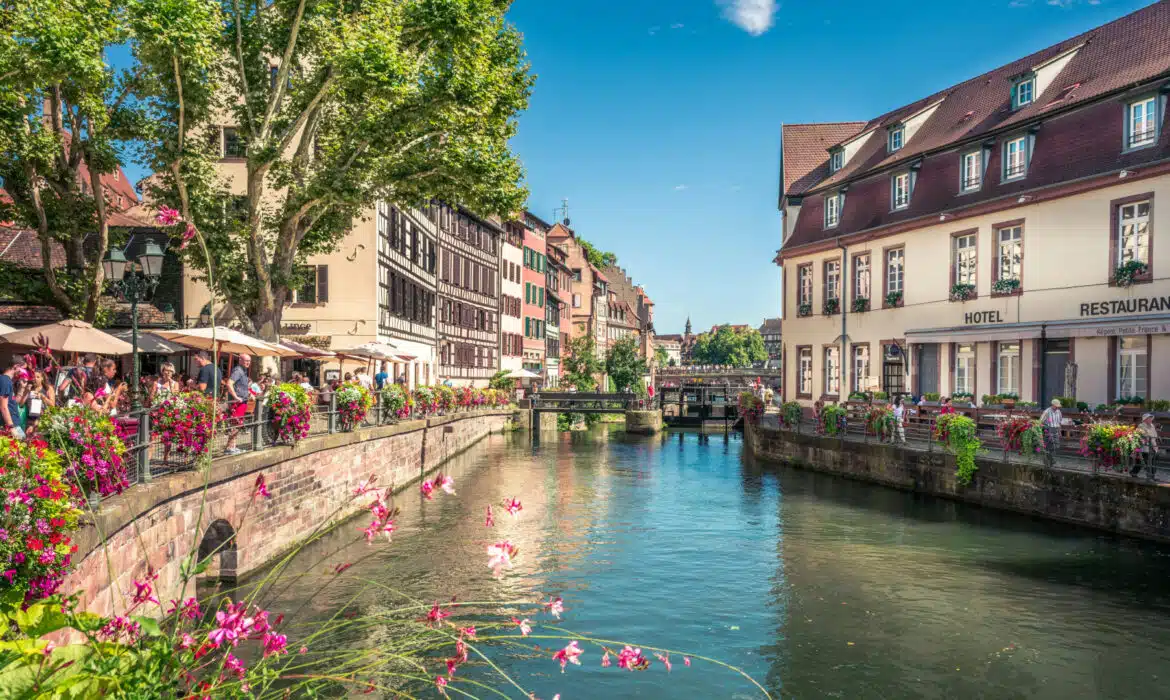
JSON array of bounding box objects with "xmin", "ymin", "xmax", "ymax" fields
[
  {"xmin": 41, "ymin": 641, "xmax": 55, "ymax": 656},
  {"xmin": 435, "ymin": 676, "xmax": 449, "ymax": 696},
  {"xmin": 543, "ymin": 596, "xmax": 564, "ymax": 619},
  {"xmin": 617, "ymin": 646, "xmax": 648, "ymax": 671},
  {"xmin": 504, "ymin": 497, "xmax": 522, "ymax": 517},
  {"xmin": 179, "ymin": 222, "xmax": 197, "ymax": 250},
  {"xmin": 254, "ymin": 473, "xmax": 271, "ymax": 500},
  {"xmin": 381, "ymin": 520, "xmax": 397, "ymax": 541},
  {"xmin": 486, "ymin": 541, "xmax": 518, "ymax": 576},
  {"xmin": 360, "ymin": 520, "xmax": 380, "ymax": 544},
  {"xmin": 485, "ymin": 504, "xmax": 495, "ymax": 527},
  {"xmin": 437, "ymin": 474, "xmax": 455, "ymax": 495},
  {"xmin": 354, "ymin": 476, "xmax": 378, "ymax": 496},
  {"xmin": 446, "ymin": 657, "xmax": 458, "ymax": 677},
  {"xmin": 601, "ymin": 651, "xmax": 611, "ymax": 667},
  {"xmin": 655, "ymin": 652, "xmax": 672, "ymax": 672},
  {"xmin": 263, "ymin": 632, "xmax": 288, "ymax": 657},
  {"xmin": 131, "ymin": 570, "xmax": 159, "ymax": 608},
  {"xmin": 156, "ymin": 207, "xmax": 181, "ymax": 225},
  {"xmin": 511, "ymin": 617, "xmax": 532, "ymax": 636},
  {"xmin": 552, "ymin": 641, "xmax": 583, "ymax": 671},
  {"xmin": 426, "ymin": 602, "xmax": 450, "ymax": 625},
  {"xmin": 333, "ymin": 562, "xmax": 352, "ymax": 575},
  {"xmin": 166, "ymin": 597, "xmax": 201, "ymax": 620},
  {"xmin": 299, "ymin": 646, "xmax": 308, "ymax": 654},
  {"xmin": 459, "ymin": 626, "xmax": 477, "ymax": 639},
  {"xmin": 683, "ymin": 656, "xmax": 691, "ymax": 667},
  {"xmin": 420, "ymin": 480, "xmax": 435, "ymax": 500}
]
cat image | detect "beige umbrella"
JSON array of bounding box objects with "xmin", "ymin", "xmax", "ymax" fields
[
  {"xmin": 153, "ymin": 326, "xmax": 296, "ymax": 357},
  {"xmin": 336, "ymin": 341, "xmax": 398, "ymax": 360},
  {"xmin": 1, "ymin": 319, "xmax": 134, "ymax": 355},
  {"xmin": 274, "ymin": 339, "xmax": 336, "ymax": 359},
  {"xmin": 0, "ymin": 322, "xmax": 14, "ymax": 335}
]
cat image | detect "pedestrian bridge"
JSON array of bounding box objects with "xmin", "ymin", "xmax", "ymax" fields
[{"xmin": 530, "ymin": 392, "xmax": 641, "ymax": 414}]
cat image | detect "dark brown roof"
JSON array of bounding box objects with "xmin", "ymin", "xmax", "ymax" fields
[
  {"xmin": 655, "ymin": 334, "xmax": 684, "ymax": 342},
  {"xmin": 0, "ymin": 229, "xmax": 67, "ymax": 269},
  {"xmin": 0, "ymin": 304, "xmax": 64, "ymax": 325},
  {"xmin": 759, "ymin": 318, "xmax": 782, "ymax": 334},
  {"xmin": 798, "ymin": 2, "xmax": 1170, "ymax": 198},
  {"xmin": 782, "ymin": 122, "xmax": 866, "ymax": 197}
]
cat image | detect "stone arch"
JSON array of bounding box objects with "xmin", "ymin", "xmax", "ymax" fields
[{"xmin": 197, "ymin": 519, "xmax": 238, "ymax": 584}]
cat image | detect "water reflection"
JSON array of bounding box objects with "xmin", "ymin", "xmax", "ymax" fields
[{"xmin": 261, "ymin": 428, "xmax": 1170, "ymax": 700}]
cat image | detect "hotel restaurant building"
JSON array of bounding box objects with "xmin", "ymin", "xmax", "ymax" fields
[{"xmin": 776, "ymin": 2, "xmax": 1170, "ymax": 408}]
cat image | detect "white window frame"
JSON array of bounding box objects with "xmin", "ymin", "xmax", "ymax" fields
[
  {"xmin": 830, "ymin": 149, "xmax": 843, "ymax": 173},
  {"xmin": 888, "ymin": 126, "xmax": 904, "ymax": 152},
  {"xmin": 886, "ymin": 248, "xmax": 904, "ymax": 295},
  {"xmin": 892, "ymin": 172, "xmax": 911, "ymax": 210},
  {"xmin": 1126, "ymin": 96, "xmax": 1158, "ymax": 149},
  {"xmin": 824, "ymin": 192, "xmax": 841, "ymax": 228},
  {"xmin": 1117, "ymin": 200, "xmax": 1151, "ymax": 267},
  {"xmin": 961, "ymin": 151, "xmax": 982, "ymax": 192},
  {"xmin": 997, "ymin": 342, "xmax": 1020, "ymax": 396},
  {"xmin": 824, "ymin": 346, "xmax": 840, "ymax": 396},
  {"xmin": 798, "ymin": 348, "xmax": 813, "ymax": 395},
  {"xmin": 1117, "ymin": 336, "xmax": 1148, "ymax": 399},
  {"xmin": 955, "ymin": 344, "xmax": 975, "ymax": 395},
  {"xmin": 1013, "ymin": 77, "xmax": 1035, "ymax": 108},
  {"xmin": 854, "ymin": 255, "xmax": 871, "ymax": 300},
  {"xmin": 824, "ymin": 260, "xmax": 841, "ymax": 302},
  {"xmin": 1003, "ymin": 136, "xmax": 1028, "ymax": 180},
  {"xmin": 797, "ymin": 265, "xmax": 813, "ymax": 306},
  {"xmin": 852, "ymin": 345, "xmax": 869, "ymax": 393},
  {"xmin": 954, "ymin": 233, "xmax": 977, "ymax": 287},
  {"xmin": 997, "ymin": 226, "xmax": 1022, "ymax": 283}
]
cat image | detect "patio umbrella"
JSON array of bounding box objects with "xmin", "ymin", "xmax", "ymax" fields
[
  {"xmin": 274, "ymin": 339, "xmax": 336, "ymax": 359},
  {"xmin": 109, "ymin": 329, "xmax": 190, "ymax": 354},
  {"xmin": 0, "ymin": 322, "xmax": 14, "ymax": 334},
  {"xmin": 336, "ymin": 341, "xmax": 398, "ymax": 360},
  {"xmin": 505, "ymin": 368, "xmax": 542, "ymax": 379},
  {"xmin": 153, "ymin": 326, "xmax": 296, "ymax": 357},
  {"xmin": 1, "ymin": 319, "xmax": 134, "ymax": 355}
]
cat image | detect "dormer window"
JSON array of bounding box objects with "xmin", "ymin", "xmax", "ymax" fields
[
  {"xmin": 1126, "ymin": 96, "xmax": 1159, "ymax": 149},
  {"xmin": 960, "ymin": 151, "xmax": 982, "ymax": 192},
  {"xmin": 888, "ymin": 126, "xmax": 905, "ymax": 152},
  {"xmin": 1012, "ymin": 76, "xmax": 1035, "ymax": 109},
  {"xmin": 824, "ymin": 192, "xmax": 842, "ymax": 228},
  {"xmin": 892, "ymin": 172, "xmax": 911, "ymax": 210},
  {"xmin": 829, "ymin": 148, "xmax": 843, "ymax": 173},
  {"xmin": 1003, "ymin": 136, "xmax": 1029, "ymax": 180}
]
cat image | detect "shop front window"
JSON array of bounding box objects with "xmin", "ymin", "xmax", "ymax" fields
[
  {"xmin": 997, "ymin": 342, "xmax": 1020, "ymax": 396},
  {"xmin": 1118, "ymin": 336, "xmax": 1148, "ymax": 399},
  {"xmin": 955, "ymin": 344, "xmax": 975, "ymax": 396}
]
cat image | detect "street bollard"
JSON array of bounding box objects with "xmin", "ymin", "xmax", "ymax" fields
[
  {"xmin": 328, "ymin": 394, "xmax": 338, "ymax": 434},
  {"xmin": 139, "ymin": 411, "xmax": 152, "ymax": 483}
]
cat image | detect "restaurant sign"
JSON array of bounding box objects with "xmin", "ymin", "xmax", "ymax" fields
[{"xmin": 1080, "ymin": 296, "xmax": 1170, "ymax": 317}]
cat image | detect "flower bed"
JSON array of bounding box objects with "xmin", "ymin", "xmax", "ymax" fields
[
  {"xmin": 1078, "ymin": 422, "xmax": 1145, "ymax": 470},
  {"xmin": 335, "ymin": 382, "xmax": 374, "ymax": 430},
  {"xmin": 0, "ymin": 438, "xmax": 83, "ymax": 601},
  {"xmin": 436, "ymin": 384, "xmax": 456, "ymax": 413},
  {"xmin": 37, "ymin": 406, "xmax": 130, "ymax": 498},
  {"xmin": 738, "ymin": 391, "xmax": 764, "ymax": 423},
  {"xmin": 265, "ymin": 383, "xmax": 311, "ymax": 444},
  {"xmin": 381, "ymin": 383, "xmax": 413, "ymax": 419},
  {"xmin": 151, "ymin": 391, "xmax": 217, "ymax": 458},
  {"xmin": 996, "ymin": 415, "xmax": 1044, "ymax": 458}
]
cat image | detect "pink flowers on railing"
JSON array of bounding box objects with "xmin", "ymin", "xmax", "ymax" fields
[
  {"xmin": 151, "ymin": 391, "xmax": 217, "ymax": 458},
  {"xmin": 37, "ymin": 405, "xmax": 130, "ymax": 498},
  {"xmin": 265, "ymin": 383, "xmax": 311, "ymax": 444},
  {"xmin": 335, "ymin": 382, "xmax": 374, "ymax": 430}
]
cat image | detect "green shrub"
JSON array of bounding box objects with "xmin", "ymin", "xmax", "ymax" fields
[
  {"xmin": 923, "ymin": 392, "xmax": 941, "ymax": 402},
  {"xmin": 1052, "ymin": 396, "xmax": 1076, "ymax": 409},
  {"xmin": 873, "ymin": 391, "xmax": 888, "ymax": 400},
  {"xmin": 1148, "ymin": 399, "xmax": 1170, "ymax": 412},
  {"xmin": 780, "ymin": 401, "xmax": 802, "ymax": 429},
  {"xmin": 933, "ymin": 413, "xmax": 981, "ymax": 485}
]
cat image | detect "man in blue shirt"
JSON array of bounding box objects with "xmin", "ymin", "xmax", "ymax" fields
[
  {"xmin": 374, "ymin": 361, "xmax": 390, "ymax": 391},
  {"xmin": 1, "ymin": 356, "xmax": 26, "ymax": 439}
]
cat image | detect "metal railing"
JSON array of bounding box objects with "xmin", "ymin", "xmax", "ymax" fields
[
  {"xmin": 761, "ymin": 400, "xmax": 1167, "ymax": 479},
  {"xmin": 111, "ymin": 396, "xmax": 509, "ymax": 498}
]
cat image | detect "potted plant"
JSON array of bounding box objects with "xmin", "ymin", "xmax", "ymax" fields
[
  {"xmin": 992, "ymin": 278, "xmax": 1021, "ymax": 295},
  {"xmin": 852, "ymin": 297, "xmax": 870, "ymax": 313},
  {"xmin": 872, "ymin": 391, "xmax": 889, "ymax": 404},
  {"xmin": 797, "ymin": 303, "xmax": 812, "ymax": 318},
  {"xmin": 885, "ymin": 290, "xmax": 903, "ymax": 308},
  {"xmin": 1114, "ymin": 260, "xmax": 1148, "ymax": 287},
  {"xmin": 922, "ymin": 392, "xmax": 941, "ymax": 405},
  {"xmin": 1079, "ymin": 422, "xmax": 1146, "ymax": 472},
  {"xmin": 823, "ymin": 298, "xmax": 840, "ymax": 315},
  {"xmin": 949, "ymin": 283, "xmax": 976, "ymax": 302},
  {"xmin": 335, "ymin": 382, "xmax": 374, "ymax": 431},
  {"xmin": 996, "ymin": 414, "xmax": 1044, "ymax": 460},
  {"xmin": 818, "ymin": 404, "xmax": 848, "ymax": 436},
  {"xmin": 780, "ymin": 401, "xmax": 803, "ymax": 430},
  {"xmin": 952, "ymin": 391, "xmax": 974, "ymax": 407},
  {"xmin": 738, "ymin": 391, "xmax": 765, "ymax": 423},
  {"xmin": 934, "ymin": 413, "xmax": 981, "ymax": 485},
  {"xmin": 847, "ymin": 391, "xmax": 869, "ymax": 403},
  {"xmin": 981, "ymin": 394, "xmax": 1003, "ymax": 409},
  {"xmin": 999, "ymin": 392, "xmax": 1019, "ymax": 409},
  {"xmin": 865, "ymin": 405, "xmax": 896, "ymax": 441}
]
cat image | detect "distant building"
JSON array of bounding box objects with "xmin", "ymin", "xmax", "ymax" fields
[
  {"xmin": 499, "ymin": 221, "xmax": 524, "ymax": 376},
  {"xmin": 653, "ymin": 336, "xmax": 682, "ymax": 366},
  {"xmin": 759, "ymin": 318, "xmax": 782, "ymax": 368}
]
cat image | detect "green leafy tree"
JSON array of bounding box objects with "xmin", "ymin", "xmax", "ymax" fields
[
  {"xmin": 0, "ymin": 0, "xmax": 142, "ymax": 321},
  {"xmin": 137, "ymin": 0, "xmax": 534, "ymax": 339},
  {"xmin": 653, "ymin": 345, "xmax": 669, "ymax": 368},
  {"xmin": 578, "ymin": 238, "xmax": 616, "ymax": 269},
  {"xmin": 606, "ymin": 336, "xmax": 647, "ymax": 394},
  {"xmin": 689, "ymin": 326, "xmax": 767, "ymax": 367},
  {"xmin": 488, "ymin": 369, "xmax": 513, "ymax": 391},
  {"xmin": 562, "ymin": 335, "xmax": 602, "ymax": 391}
]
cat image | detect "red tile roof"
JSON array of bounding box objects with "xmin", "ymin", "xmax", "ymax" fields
[
  {"xmin": 782, "ymin": 122, "xmax": 866, "ymax": 196},
  {"xmin": 0, "ymin": 229, "xmax": 66, "ymax": 269},
  {"xmin": 793, "ymin": 2, "xmax": 1170, "ymax": 198},
  {"xmin": 0, "ymin": 304, "xmax": 64, "ymax": 325}
]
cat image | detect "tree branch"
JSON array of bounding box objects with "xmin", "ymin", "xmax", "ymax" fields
[
  {"xmin": 232, "ymin": 0, "xmax": 256, "ymax": 130},
  {"xmin": 259, "ymin": 0, "xmax": 308, "ymax": 141},
  {"xmin": 272, "ymin": 69, "xmax": 335, "ymax": 158}
]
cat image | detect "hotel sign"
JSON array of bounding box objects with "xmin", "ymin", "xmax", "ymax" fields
[
  {"xmin": 963, "ymin": 310, "xmax": 1004, "ymax": 325},
  {"xmin": 1080, "ymin": 296, "xmax": 1170, "ymax": 317}
]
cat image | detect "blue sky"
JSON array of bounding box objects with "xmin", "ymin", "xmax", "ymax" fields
[{"xmin": 505, "ymin": 0, "xmax": 1156, "ymax": 334}]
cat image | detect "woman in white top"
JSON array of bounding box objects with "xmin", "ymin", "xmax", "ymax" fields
[
  {"xmin": 892, "ymin": 396, "xmax": 906, "ymax": 444},
  {"xmin": 150, "ymin": 362, "xmax": 181, "ymax": 405}
]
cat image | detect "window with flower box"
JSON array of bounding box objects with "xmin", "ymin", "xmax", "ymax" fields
[
  {"xmin": 951, "ymin": 232, "xmax": 977, "ymax": 300},
  {"xmin": 1111, "ymin": 195, "xmax": 1153, "ymax": 286},
  {"xmin": 852, "ymin": 254, "xmax": 871, "ymax": 311},
  {"xmin": 993, "ymin": 224, "xmax": 1023, "ymax": 295},
  {"xmin": 796, "ymin": 264, "xmax": 813, "ymax": 317},
  {"xmin": 884, "ymin": 247, "xmax": 904, "ymax": 307}
]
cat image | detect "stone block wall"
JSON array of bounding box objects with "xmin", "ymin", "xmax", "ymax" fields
[
  {"xmin": 746, "ymin": 423, "xmax": 1170, "ymax": 542},
  {"xmin": 64, "ymin": 411, "xmax": 511, "ymax": 619}
]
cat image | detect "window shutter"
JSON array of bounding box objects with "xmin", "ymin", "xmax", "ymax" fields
[{"xmin": 316, "ymin": 265, "xmax": 329, "ymax": 303}]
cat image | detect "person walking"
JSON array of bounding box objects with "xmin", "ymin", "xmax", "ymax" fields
[
  {"xmin": 374, "ymin": 362, "xmax": 390, "ymax": 391},
  {"xmin": 892, "ymin": 395, "xmax": 907, "ymax": 445},
  {"xmin": 193, "ymin": 351, "xmax": 222, "ymax": 397},
  {"xmin": 1039, "ymin": 399, "xmax": 1064, "ymax": 468},
  {"xmin": 1134, "ymin": 413, "xmax": 1160, "ymax": 480},
  {"xmin": 224, "ymin": 355, "xmax": 252, "ymax": 455}
]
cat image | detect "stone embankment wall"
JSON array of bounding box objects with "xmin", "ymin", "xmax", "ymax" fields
[
  {"xmin": 746, "ymin": 422, "xmax": 1170, "ymax": 542},
  {"xmin": 65, "ymin": 410, "xmax": 513, "ymax": 618}
]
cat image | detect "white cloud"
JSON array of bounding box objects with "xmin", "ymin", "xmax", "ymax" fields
[
  {"xmin": 718, "ymin": 0, "xmax": 778, "ymax": 36},
  {"xmin": 674, "ymin": 184, "xmax": 688, "ymax": 191},
  {"xmin": 648, "ymin": 25, "xmax": 660, "ymax": 35},
  {"xmin": 671, "ymin": 23, "xmax": 685, "ymax": 29}
]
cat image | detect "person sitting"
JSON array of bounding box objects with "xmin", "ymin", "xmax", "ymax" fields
[
  {"xmin": 939, "ymin": 397, "xmax": 956, "ymax": 415},
  {"xmin": 150, "ymin": 362, "xmax": 181, "ymax": 404}
]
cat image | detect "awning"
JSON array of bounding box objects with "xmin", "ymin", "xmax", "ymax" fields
[
  {"xmin": 905, "ymin": 322, "xmax": 1044, "ymax": 344},
  {"xmin": 109, "ymin": 329, "xmax": 190, "ymax": 354},
  {"xmin": 905, "ymin": 313, "xmax": 1170, "ymax": 344}
]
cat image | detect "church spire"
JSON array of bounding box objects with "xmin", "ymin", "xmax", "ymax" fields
[{"xmin": 684, "ymin": 316, "xmax": 692, "ymax": 337}]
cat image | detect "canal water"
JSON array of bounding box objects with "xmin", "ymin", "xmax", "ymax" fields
[{"xmin": 267, "ymin": 428, "xmax": 1170, "ymax": 699}]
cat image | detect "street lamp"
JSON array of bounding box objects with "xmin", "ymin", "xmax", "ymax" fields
[{"xmin": 103, "ymin": 240, "xmax": 165, "ymax": 410}]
